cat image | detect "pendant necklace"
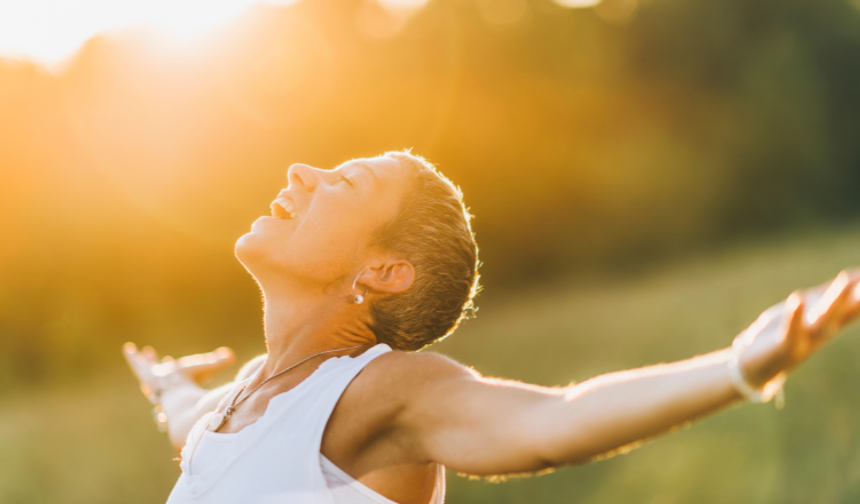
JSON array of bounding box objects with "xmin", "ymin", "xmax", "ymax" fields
[{"xmin": 208, "ymin": 344, "xmax": 364, "ymax": 432}]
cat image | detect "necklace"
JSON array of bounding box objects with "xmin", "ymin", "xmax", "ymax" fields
[{"xmin": 208, "ymin": 344, "xmax": 364, "ymax": 432}]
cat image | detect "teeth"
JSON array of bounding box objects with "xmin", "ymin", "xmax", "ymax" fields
[
  {"xmin": 270, "ymin": 197, "xmax": 297, "ymax": 220},
  {"xmin": 270, "ymin": 203, "xmax": 287, "ymax": 219}
]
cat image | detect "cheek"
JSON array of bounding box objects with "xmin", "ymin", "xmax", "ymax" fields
[
  {"xmin": 236, "ymin": 203, "xmax": 379, "ymax": 282},
  {"xmin": 293, "ymin": 226, "xmax": 360, "ymax": 270},
  {"xmin": 291, "ymin": 215, "xmax": 373, "ymax": 269}
]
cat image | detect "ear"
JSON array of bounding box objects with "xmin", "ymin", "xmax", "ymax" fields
[{"xmin": 360, "ymin": 258, "xmax": 415, "ymax": 295}]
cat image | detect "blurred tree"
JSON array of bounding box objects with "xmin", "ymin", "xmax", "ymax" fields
[{"xmin": 1, "ymin": 0, "xmax": 860, "ymax": 387}]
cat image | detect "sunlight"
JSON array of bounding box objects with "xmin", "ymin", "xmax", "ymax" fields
[
  {"xmin": 146, "ymin": 0, "xmax": 259, "ymax": 39},
  {"xmin": 552, "ymin": 0, "xmax": 600, "ymax": 8},
  {"xmin": 0, "ymin": 0, "xmax": 287, "ymax": 69},
  {"xmin": 355, "ymin": 0, "xmax": 430, "ymax": 39}
]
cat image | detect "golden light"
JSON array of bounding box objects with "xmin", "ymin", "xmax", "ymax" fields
[
  {"xmin": 0, "ymin": 0, "xmax": 297, "ymax": 70},
  {"xmin": 552, "ymin": 0, "xmax": 600, "ymax": 8},
  {"xmin": 355, "ymin": 0, "xmax": 430, "ymax": 39}
]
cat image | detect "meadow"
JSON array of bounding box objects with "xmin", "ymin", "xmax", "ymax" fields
[{"xmin": 4, "ymin": 224, "xmax": 860, "ymax": 504}]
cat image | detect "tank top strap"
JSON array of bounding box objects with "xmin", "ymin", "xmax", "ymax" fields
[
  {"xmin": 260, "ymin": 342, "xmax": 392, "ymax": 421},
  {"xmin": 295, "ymin": 343, "xmax": 393, "ymax": 451},
  {"xmin": 172, "ymin": 343, "xmax": 392, "ymax": 502}
]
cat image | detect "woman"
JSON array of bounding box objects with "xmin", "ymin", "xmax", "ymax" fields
[{"xmin": 125, "ymin": 150, "xmax": 860, "ymax": 504}]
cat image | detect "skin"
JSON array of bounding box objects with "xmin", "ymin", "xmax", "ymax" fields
[{"xmin": 125, "ymin": 155, "xmax": 860, "ymax": 504}]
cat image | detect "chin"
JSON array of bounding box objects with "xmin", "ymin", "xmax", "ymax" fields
[
  {"xmin": 235, "ymin": 231, "xmax": 296, "ymax": 282},
  {"xmin": 236, "ymin": 217, "xmax": 285, "ymax": 264},
  {"xmin": 234, "ymin": 232, "xmax": 267, "ymax": 270}
]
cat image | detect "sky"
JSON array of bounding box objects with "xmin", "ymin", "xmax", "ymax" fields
[
  {"xmin": 0, "ymin": 0, "xmax": 291, "ymax": 68},
  {"xmin": 0, "ymin": 0, "xmax": 599, "ymax": 70}
]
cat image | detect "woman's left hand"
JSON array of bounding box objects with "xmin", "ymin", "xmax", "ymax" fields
[{"xmin": 736, "ymin": 270, "xmax": 860, "ymax": 389}]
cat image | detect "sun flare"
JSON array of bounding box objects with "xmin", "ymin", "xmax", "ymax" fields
[{"xmin": 0, "ymin": 0, "xmax": 296, "ymax": 69}]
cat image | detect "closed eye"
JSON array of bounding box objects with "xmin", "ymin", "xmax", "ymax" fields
[{"xmin": 341, "ymin": 175, "xmax": 356, "ymax": 189}]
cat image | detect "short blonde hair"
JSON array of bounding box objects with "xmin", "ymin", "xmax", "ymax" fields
[{"xmin": 368, "ymin": 151, "xmax": 480, "ymax": 351}]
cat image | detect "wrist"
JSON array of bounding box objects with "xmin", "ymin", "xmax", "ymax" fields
[
  {"xmin": 727, "ymin": 332, "xmax": 786, "ymax": 406},
  {"xmin": 146, "ymin": 372, "xmax": 197, "ymax": 432},
  {"xmin": 147, "ymin": 371, "xmax": 195, "ymax": 404}
]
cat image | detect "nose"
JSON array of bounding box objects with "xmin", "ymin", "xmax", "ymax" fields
[{"xmin": 287, "ymin": 164, "xmax": 320, "ymax": 192}]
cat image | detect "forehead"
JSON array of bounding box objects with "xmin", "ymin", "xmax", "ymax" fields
[
  {"xmin": 338, "ymin": 156, "xmax": 408, "ymax": 188},
  {"xmin": 341, "ymin": 157, "xmax": 411, "ymax": 228}
]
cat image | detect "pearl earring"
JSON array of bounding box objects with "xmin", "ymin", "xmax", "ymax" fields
[{"xmin": 352, "ymin": 275, "xmax": 368, "ymax": 304}]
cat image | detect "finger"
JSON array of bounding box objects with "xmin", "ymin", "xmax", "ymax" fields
[
  {"xmin": 838, "ymin": 267, "xmax": 860, "ymax": 282},
  {"xmin": 181, "ymin": 353, "xmax": 235, "ymax": 374},
  {"xmin": 800, "ymin": 282, "xmax": 830, "ymax": 311},
  {"xmin": 207, "ymin": 347, "xmax": 237, "ymax": 370},
  {"xmin": 216, "ymin": 347, "xmax": 236, "ymax": 361},
  {"xmin": 797, "ymin": 269, "xmax": 858, "ymax": 315},
  {"xmin": 806, "ymin": 271, "xmax": 852, "ymax": 337},
  {"xmin": 176, "ymin": 353, "xmax": 210, "ymax": 368},
  {"xmin": 122, "ymin": 343, "xmax": 143, "ymax": 374},
  {"xmin": 804, "ymin": 268, "xmax": 860, "ymax": 326},
  {"xmin": 177, "ymin": 347, "xmax": 235, "ymax": 368},
  {"xmin": 122, "ymin": 343, "xmax": 156, "ymax": 385},
  {"xmin": 142, "ymin": 346, "xmax": 159, "ymax": 365},
  {"xmin": 122, "ymin": 343, "xmax": 145, "ymax": 371},
  {"xmin": 805, "ymin": 272, "xmax": 849, "ymax": 326},
  {"xmin": 177, "ymin": 347, "xmax": 237, "ymax": 383},
  {"xmin": 838, "ymin": 270, "xmax": 860, "ymax": 324},
  {"xmin": 788, "ymin": 291, "xmax": 805, "ymax": 328},
  {"xmin": 122, "ymin": 342, "xmax": 140, "ymax": 367},
  {"xmin": 784, "ymin": 292, "xmax": 808, "ymax": 360}
]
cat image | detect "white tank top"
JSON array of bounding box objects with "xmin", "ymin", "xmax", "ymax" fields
[{"xmin": 166, "ymin": 344, "xmax": 446, "ymax": 504}]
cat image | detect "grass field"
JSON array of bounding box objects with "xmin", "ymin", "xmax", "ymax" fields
[{"xmin": 5, "ymin": 225, "xmax": 860, "ymax": 504}]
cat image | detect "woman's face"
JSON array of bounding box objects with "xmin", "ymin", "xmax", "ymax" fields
[{"xmin": 235, "ymin": 156, "xmax": 411, "ymax": 289}]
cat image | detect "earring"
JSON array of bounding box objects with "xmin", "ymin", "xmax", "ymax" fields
[{"xmin": 352, "ymin": 275, "xmax": 368, "ymax": 304}]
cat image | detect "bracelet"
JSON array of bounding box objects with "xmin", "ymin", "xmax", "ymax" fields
[
  {"xmin": 147, "ymin": 371, "xmax": 194, "ymax": 431},
  {"xmin": 727, "ymin": 332, "xmax": 786, "ymax": 408}
]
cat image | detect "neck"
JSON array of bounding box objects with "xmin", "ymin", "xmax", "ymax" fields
[{"xmin": 257, "ymin": 279, "xmax": 377, "ymax": 377}]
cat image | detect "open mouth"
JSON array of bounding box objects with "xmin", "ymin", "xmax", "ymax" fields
[{"xmin": 270, "ymin": 195, "xmax": 298, "ymax": 220}]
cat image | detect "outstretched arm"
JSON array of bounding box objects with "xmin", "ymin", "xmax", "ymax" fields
[
  {"xmin": 391, "ymin": 270, "xmax": 860, "ymax": 476},
  {"xmin": 123, "ymin": 345, "xmax": 266, "ymax": 450}
]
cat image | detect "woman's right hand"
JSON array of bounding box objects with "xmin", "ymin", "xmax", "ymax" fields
[{"xmin": 122, "ymin": 343, "xmax": 236, "ymax": 402}]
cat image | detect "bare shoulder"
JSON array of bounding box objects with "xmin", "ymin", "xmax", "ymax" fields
[
  {"xmin": 333, "ymin": 350, "xmax": 475, "ymax": 429},
  {"xmin": 324, "ymin": 349, "xmax": 477, "ymax": 463},
  {"xmin": 358, "ymin": 350, "xmax": 477, "ymax": 397},
  {"xmin": 370, "ymin": 349, "xmax": 474, "ymax": 375}
]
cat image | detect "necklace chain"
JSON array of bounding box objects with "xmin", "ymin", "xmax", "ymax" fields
[{"xmin": 210, "ymin": 344, "xmax": 364, "ymax": 432}]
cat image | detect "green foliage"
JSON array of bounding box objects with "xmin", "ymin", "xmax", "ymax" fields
[{"xmin": 3, "ymin": 0, "xmax": 860, "ymax": 387}]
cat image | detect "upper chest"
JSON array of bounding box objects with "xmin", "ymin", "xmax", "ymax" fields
[{"xmin": 215, "ymin": 365, "xmax": 322, "ymax": 434}]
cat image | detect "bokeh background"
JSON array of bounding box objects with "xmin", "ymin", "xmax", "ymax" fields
[{"xmin": 3, "ymin": 0, "xmax": 860, "ymax": 502}]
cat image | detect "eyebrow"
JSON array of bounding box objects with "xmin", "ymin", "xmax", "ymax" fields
[{"xmin": 351, "ymin": 162, "xmax": 379, "ymax": 184}]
